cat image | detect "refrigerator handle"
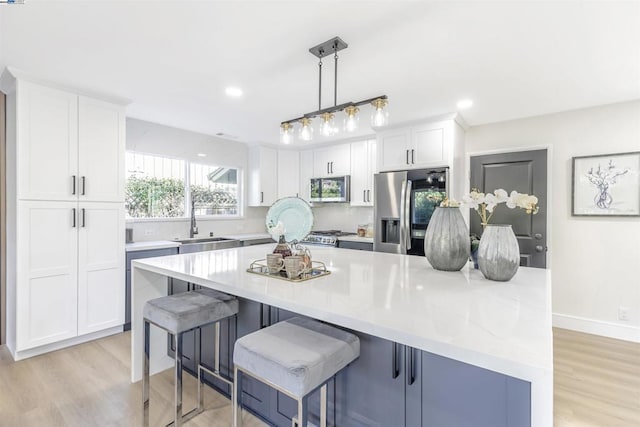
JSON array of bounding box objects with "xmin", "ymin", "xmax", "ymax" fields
[
  {"xmin": 399, "ymin": 180, "xmax": 407, "ymax": 253},
  {"xmin": 405, "ymin": 180, "xmax": 412, "ymax": 250}
]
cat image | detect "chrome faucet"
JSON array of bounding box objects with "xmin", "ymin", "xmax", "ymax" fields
[{"xmin": 189, "ymin": 199, "xmax": 198, "ymax": 238}]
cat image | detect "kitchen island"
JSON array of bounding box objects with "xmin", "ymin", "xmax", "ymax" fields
[{"xmin": 131, "ymin": 245, "xmax": 552, "ymax": 426}]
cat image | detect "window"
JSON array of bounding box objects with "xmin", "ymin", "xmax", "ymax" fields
[{"xmin": 125, "ymin": 152, "xmax": 240, "ymax": 219}]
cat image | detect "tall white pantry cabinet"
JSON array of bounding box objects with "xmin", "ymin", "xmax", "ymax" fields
[{"xmin": 1, "ymin": 69, "xmax": 127, "ymax": 360}]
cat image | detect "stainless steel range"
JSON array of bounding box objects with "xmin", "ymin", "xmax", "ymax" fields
[{"xmin": 302, "ymin": 230, "xmax": 357, "ymax": 247}]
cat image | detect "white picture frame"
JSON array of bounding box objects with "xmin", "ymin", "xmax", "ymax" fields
[{"xmin": 572, "ymin": 151, "xmax": 640, "ymax": 216}]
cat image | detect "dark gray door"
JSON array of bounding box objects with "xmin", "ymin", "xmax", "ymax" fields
[{"xmin": 470, "ymin": 150, "xmax": 547, "ymax": 268}]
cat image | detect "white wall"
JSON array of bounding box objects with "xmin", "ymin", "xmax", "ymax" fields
[
  {"xmin": 465, "ymin": 100, "xmax": 640, "ymax": 342},
  {"xmin": 312, "ymin": 205, "xmax": 374, "ymax": 234},
  {"xmin": 126, "ymin": 118, "xmax": 269, "ymax": 241}
]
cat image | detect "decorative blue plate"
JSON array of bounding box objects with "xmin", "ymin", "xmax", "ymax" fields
[{"xmin": 266, "ymin": 197, "xmax": 314, "ymax": 243}]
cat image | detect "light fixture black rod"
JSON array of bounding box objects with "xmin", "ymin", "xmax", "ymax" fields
[
  {"xmin": 318, "ymin": 57, "xmax": 323, "ymax": 111},
  {"xmin": 334, "ymin": 48, "xmax": 338, "ymax": 107},
  {"xmin": 281, "ymin": 94, "xmax": 388, "ymax": 125}
]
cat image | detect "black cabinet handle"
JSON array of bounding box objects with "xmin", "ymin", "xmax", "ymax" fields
[
  {"xmin": 260, "ymin": 191, "xmax": 264, "ymax": 203},
  {"xmin": 411, "ymin": 149, "xmax": 415, "ymax": 164},
  {"xmin": 392, "ymin": 342, "xmax": 400, "ymax": 379},
  {"xmin": 367, "ymin": 189, "xmax": 371, "ymax": 203},
  {"xmin": 331, "ymin": 162, "xmax": 334, "ymax": 174},
  {"xmin": 81, "ymin": 208, "xmax": 86, "ymax": 227},
  {"xmin": 406, "ymin": 149, "xmax": 409, "ymax": 165},
  {"xmin": 71, "ymin": 175, "xmax": 76, "ymax": 195},
  {"xmin": 407, "ymin": 347, "xmax": 416, "ymax": 385},
  {"xmin": 71, "ymin": 208, "xmax": 76, "ymax": 228},
  {"xmin": 327, "ymin": 162, "xmax": 330, "ymax": 174},
  {"xmin": 363, "ymin": 190, "xmax": 367, "ymax": 202},
  {"xmin": 260, "ymin": 303, "xmax": 267, "ymax": 328},
  {"xmin": 81, "ymin": 176, "xmax": 86, "ymax": 195}
]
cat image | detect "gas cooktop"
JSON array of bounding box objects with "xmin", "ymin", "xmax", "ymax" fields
[{"xmin": 302, "ymin": 230, "xmax": 357, "ymax": 246}]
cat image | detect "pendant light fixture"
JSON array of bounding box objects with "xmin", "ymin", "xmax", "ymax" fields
[{"xmin": 280, "ymin": 36, "xmax": 388, "ymax": 143}]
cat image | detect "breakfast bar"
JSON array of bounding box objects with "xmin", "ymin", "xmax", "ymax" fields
[{"xmin": 131, "ymin": 245, "xmax": 552, "ymax": 426}]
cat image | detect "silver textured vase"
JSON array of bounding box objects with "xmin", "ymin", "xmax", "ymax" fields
[
  {"xmin": 478, "ymin": 224, "xmax": 520, "ymax": 281},
  {"xmin": 424, "ymin": 207, "xmax": 469, "ymax": 271}
]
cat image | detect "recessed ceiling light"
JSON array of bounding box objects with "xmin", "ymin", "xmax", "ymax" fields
[
  {"xmin": 197, "ymin": 153, "xmax": 206, "ymax": 157},
  {"xmin": 456, "ymin": 99, "xmax": 473, "ymax": 109},
  {"xmin": 225, "ymin": 86, "xmax": 243, "ymax": 97}
]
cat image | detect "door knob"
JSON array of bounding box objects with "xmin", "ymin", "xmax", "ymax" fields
[
  {"xmin": 534, "ymin": 233, "xmax": 543, "ymax": 240},
  {"xmin": 535, "ymin": 245, "xmax": 546, "ymax": 253}
]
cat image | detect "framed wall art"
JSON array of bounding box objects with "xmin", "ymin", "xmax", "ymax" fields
[{"xmin": 572, "ymin": 151, "xmax": 640, "ymax": 216}]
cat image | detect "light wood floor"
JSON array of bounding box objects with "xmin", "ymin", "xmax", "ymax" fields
[
  {"xmin": 553, "ymin": 328, "xmax": 640, "ymax": 426},
  {"xmin": 0, "ymin": 328, "xmax": 638, "ymax": 426},
  {"xmin": 0, "ymin": 332, "xmax": 265, "ymax": 427}
]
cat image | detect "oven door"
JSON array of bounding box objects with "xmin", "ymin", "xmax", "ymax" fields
[{"xmin": 310, "ymin": 176, "xmax": 350, "ymax": 203}]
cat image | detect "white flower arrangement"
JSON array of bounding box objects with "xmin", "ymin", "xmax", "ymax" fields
[{"xmin": 461, "ymin": 189, "xmax": 538, "ymax": 227}]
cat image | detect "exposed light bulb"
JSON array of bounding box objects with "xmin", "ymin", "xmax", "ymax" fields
[
  {"xmin": 343, "ymin": 106, "xmax": 359, "ymax": 132},
  {"xmin": 280, "ymin": 122, "xmax": 294, "ymax": 144},
  {"xmin": 298, "ymin": 118, "xmax": 313, "ymax": 141},
  {"xmin": 320, "ymin": 112, "xmax": 337, "ymax": 137},
  {"xmin": 370, "ymin": 98, "xmax": 389, "ymax": 127}
]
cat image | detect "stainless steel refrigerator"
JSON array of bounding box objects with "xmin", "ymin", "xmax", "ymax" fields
[{"xmin": 373, "ymin": 168, "xmax": 448, "ymax": 255}]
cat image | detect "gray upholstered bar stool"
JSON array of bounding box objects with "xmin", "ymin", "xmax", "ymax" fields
[
  {"xmin": 232, "ymin": 316, "xmax": 360, "ymax": 427},
  {"xmin": 143, "ymin": 288, "xmax": 239, "ymax": 427}
]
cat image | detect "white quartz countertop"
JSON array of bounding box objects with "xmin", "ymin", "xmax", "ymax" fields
[
  {"xmin": 219, "ymin": 232, "xmax": 273, "ymax": 241},
  {"xmin": 337, "ymin": 235, "xmax": 374, "ymax": 244},
  {"xmin": 125, "ymin": 240, "xmax": 181, "ymax": 252},
  {"xmin": 132, "ymin": 245, "xmax": 552, "ymax": 383}
]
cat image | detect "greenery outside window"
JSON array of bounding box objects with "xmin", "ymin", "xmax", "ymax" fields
[{"xmin": 125, "ymin": 152, "xmax": 240, "ymax": 219}]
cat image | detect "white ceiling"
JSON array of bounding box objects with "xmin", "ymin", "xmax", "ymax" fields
[{"xmin": 1, "ymin": 1, "xmax": 639, "ymax": 146}]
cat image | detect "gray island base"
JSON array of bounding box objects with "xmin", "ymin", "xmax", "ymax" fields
[{"xmin": 132, "ymin": 245, "xmax": 552, "ymax": 426}]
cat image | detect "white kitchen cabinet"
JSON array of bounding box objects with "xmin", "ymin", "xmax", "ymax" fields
[
  {"xmin": 16, "ymin": 201, "xmax": 79, "ymax": 351},
  {"xmin": 350, "ymin": 140, "xmax": 376, "ymax": 206},
  {"xmin": 312, "ymin": 144, "xmax": 351, "ymax": 177},
  {"xmin": 277, "ymin": 150, "xmax": 300, "ymax": 199},
  {"xmin": 248, "ymin": 146, "xmax": 278, "ymax": 206},
  {"xmin": 78, "ymin": 96, "xmax": 125, "ymax": 202},
  {"xmin": 298, "ymin": 149, "xmax": 314, "ymax": 203},
  {"xmin": 2, "ymin": 69, "xmax": 127, "ymax": 360},
  {"xmin": 377, "ymin": 119, "xmax": 460, "ymax": 172},
  {"xmin": 77, "ymin": 202, "xmax": 125, "ymax": 335},
  {"xmin": 16, "ymin": 81, "xmax": 79, "ymax": 201},
  {"xmin": 15, "ymin": 81, "xmax": 125, "ymax": 203}
]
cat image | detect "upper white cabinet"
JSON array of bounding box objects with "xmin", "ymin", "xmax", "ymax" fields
[
  {"xmin": 350, "ymin": 140, "xmax": 376, "ymax": 206},
  {"xmin": 15, "ymin": 81, "xmax": 125, "ymax": 202},
  {"xmin": 277, "ymin": 150, "xmax": 300, "ymax": 199},
  {"xmin": 78, "ymin": 96, "xmax": 125, "ymax": 202},
  {"xmin": 377, "ymin": 119, "xmax": 461, "ymax": 172},
  {"xmin": 313, "ymin": 144, "xmax": 351, "ymax": 177},
  {"xmin": 248, "ymin": 146, "xmax": 278, "ymax": 207},
  {"xmin": 16, "ymin": 82, "xmax": 79, "ymax": 201}
]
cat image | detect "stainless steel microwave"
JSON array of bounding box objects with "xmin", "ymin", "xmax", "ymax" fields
[{"xmin": 310, "ymin": 176, "xmax": 350, "ymax": 203}]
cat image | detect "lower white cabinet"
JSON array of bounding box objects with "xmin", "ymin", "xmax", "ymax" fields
[
  {"xmin": 17, "ymin": 201, "xmax": 79, "ymax": 351},
  {"xmin": 16, "ymin": 200, "xmax": 124, "ymax": 351},
  {"xmin": 77, "ymin": 202, "xmax": 125, "ymax": 335}
]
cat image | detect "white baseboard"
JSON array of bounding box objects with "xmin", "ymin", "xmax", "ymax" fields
[
  {"xmin": 11, "ymin": 326, "xmax": 124, "ymax": 361},
  {"xmin": 553, "ymin": 313, "xmax": 640, "ymax": 343}
]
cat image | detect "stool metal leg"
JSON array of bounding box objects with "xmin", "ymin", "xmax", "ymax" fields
[
  {"xmin": 293, "ymin": 396, "xmax": 309, "ymax": 427},
  {"xmin": 195, "ymin": 327, "xmax": 203, "ymax": 412},
  {"xmin": 174, "ymin": 332, "xmax": 183, "ymax": 427},
  {"xmin": 143, "ymin": 320, "xmax": 151, "ymax": 427},
  {"xmin": 320, "ymin": 383, "xmax": 327, "ymax": 427},
  {"xmin": 233, "ymin": 367, "xmax": 242, "ymax": 427}
]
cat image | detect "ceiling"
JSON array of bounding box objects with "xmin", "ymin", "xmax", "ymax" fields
[{"xmin": 1, "ymin": 1, "xmax": 639, "ymax": 146}]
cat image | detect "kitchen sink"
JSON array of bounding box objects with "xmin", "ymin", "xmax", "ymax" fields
[{"xmin": 175, "ymin": 237, "xmax": 241, "ymax": 253}]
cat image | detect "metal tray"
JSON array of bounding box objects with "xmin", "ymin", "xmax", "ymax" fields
[{"xmin": 247, "ymin": 260, "xmax": 331, "ymax": 282}]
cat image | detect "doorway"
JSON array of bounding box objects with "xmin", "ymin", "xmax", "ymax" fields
[{"xmin": 470, "ymin": 149, "xmax": 548, "ymax": 268}]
